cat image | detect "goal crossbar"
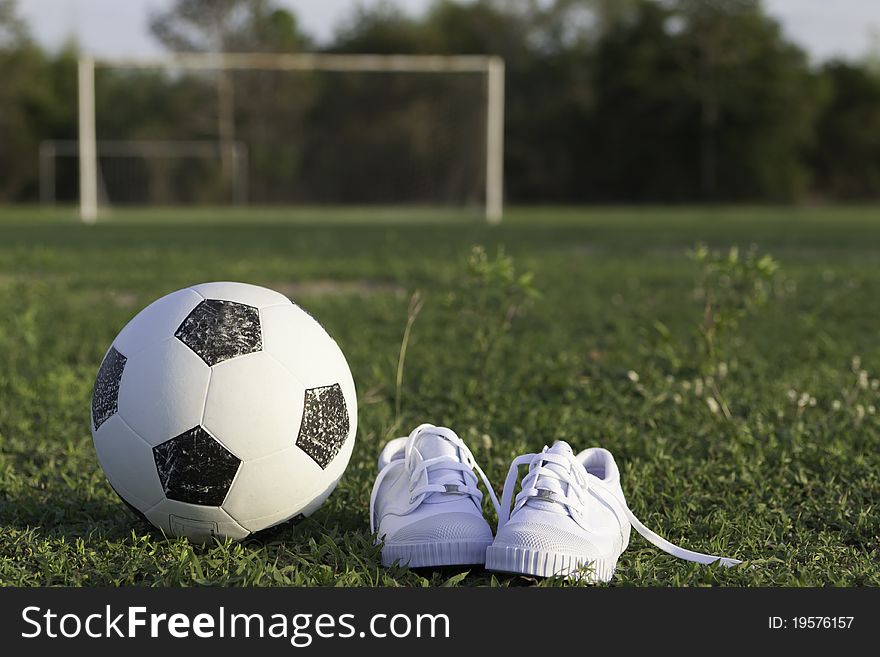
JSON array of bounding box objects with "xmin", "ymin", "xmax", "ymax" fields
[
  {"xmin": 77, "ymin": 53, "xmax": 505, "ymax": 222},
  {"xmin": 90, "ymin": 52, "xmax": 500, "ymax": 73}
]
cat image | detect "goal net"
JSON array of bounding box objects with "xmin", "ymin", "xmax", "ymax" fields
[
  {"xmin": 76, "ymin": 53, "xmax": 505, "ymax": 222},
  {"xmin": 41, "ymin": 140, "xmax": 248, "ymax": 206}
]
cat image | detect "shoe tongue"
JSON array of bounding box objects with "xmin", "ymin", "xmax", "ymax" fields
[
  {"xmin": 541, "ymin": 441, "xmax": 574, "ymax": 477},
  {"xmin": 527, "ymin": 441, "xmax": 576, "ymax": 514},
  {"xmin": 414, "ymin": 431, "xmax": 460, "ymax": 460},
  {"xmin": 546, "ymin": 441, "xmax": 573, "ymax": 457},
  {"xmin": 413, "ymin": 431, "xmax": 468, "ymax": 504}
]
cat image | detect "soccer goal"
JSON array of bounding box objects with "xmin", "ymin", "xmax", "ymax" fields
[{"xmin": 77, "ymin": 53, "xmax": 505, "ymax": 223}]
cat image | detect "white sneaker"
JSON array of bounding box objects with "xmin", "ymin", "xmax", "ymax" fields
[
  {"xmin": 369, "ymin": 423, "xmax": 500, "ymax": 567},
  {"xmin": 485, "ymin": 441, "xmax": 741, "ymax": 581}
]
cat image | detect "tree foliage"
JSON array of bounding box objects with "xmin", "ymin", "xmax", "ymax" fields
[
  {"xmin": 149, "ymin": 0, "xmax": 310, "ymax": 52},
  {"xmin": 810, "ymin": 61, "xmax": 880, "ymax": 200},
  {"xmin": 2, "ymin": 0, "xmax": 880, "ymax": 203}
]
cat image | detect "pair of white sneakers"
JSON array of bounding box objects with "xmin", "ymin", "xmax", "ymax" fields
[{"xmin": 369, "ymin": 423, "xmax": 741, "ymax": 581}]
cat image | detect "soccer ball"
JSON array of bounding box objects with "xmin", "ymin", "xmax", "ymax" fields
[{"xmin": 90, "ymin": 282, "xmax": 357, "ymax": 542}]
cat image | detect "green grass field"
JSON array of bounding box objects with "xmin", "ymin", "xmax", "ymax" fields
[{"xmin": 1, "ymin": 205, "xmax": 878, "ymax": 586}]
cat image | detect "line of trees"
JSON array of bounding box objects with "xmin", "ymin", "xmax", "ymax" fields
[{"xmin": 2, "ymin": 0, "xmax": 880, "ymax": 204}]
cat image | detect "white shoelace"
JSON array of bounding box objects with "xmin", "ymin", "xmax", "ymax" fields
[
  {"xmin": 499, "ymin": 448, "xmax": 742, "ymax": 567},
  {"xmin": 369, "ymin": 424, "xmax": 501, "ymax": 534}
]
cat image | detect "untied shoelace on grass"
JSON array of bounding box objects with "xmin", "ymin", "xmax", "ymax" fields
[{"xmin": 498, "ymin": 447, "xmax": 741, "ymax": 567}]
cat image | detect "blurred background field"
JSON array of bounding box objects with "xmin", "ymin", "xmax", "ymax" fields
[
  {"xmin": 5, "ymin": 0, "xmax": 880, "ymax": 208},
  {"xmin": 1, "ymin": 0, "xmax": 879, "ymax": 586},
  {"xmin": 0, "ymin": 206, "xmax": 878, "ymax": 585}
]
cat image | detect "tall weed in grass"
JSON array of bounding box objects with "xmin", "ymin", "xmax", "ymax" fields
[{"xmin": 446, "ymin": 245, "xmax": 538, "ymax": 396}]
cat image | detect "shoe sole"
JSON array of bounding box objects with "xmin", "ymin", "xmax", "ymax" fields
[
  {"xmin": 382, "ymin": 540, "xmax": 492, "ymax": 568},
  {"xmin": 485, "ymin": 545, "xmax": 618, "ymax": 582}
]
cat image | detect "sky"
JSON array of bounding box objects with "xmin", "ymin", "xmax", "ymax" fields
[{"xmin": 16, "ymin": 0, "xmax": 880, "ymax": 63}]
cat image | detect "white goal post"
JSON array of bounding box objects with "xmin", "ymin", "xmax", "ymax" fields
[{"xmin": 77, "ymin": 53, "xmax": 505, "ymax": 223}]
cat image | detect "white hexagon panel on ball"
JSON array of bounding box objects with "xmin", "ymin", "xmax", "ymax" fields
[
  {"xmin": 116, "ymin": 338, "xmax": 211, "ymax": 447},
  {"xmin": 202, "ymin": 351, "xmax": 305, "ymax": 462}
]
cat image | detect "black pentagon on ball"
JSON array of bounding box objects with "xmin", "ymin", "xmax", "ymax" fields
[
  {"xmin": 153, "ymin": 426, "xmax": 241, "ymax": 506},
  {"xmin": 296, "ymin": 383, "xmax": 350, "ymax": 469},
  {"xmin": 174, "ymin": 299, "xmax": 262, "ymax": 366},
  {"xmin": 92, "ymin": 346, "xmax": 127, "ymax": 430}
]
